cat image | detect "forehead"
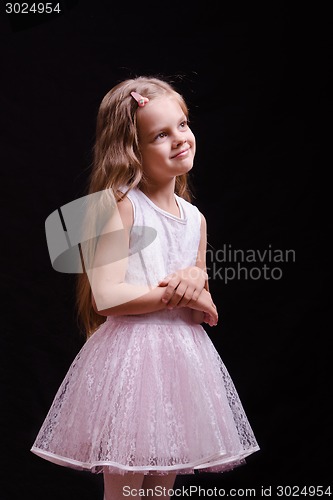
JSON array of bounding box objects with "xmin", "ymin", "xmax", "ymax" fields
[{"xmin": 136, "ymin": 96, "xmax": 185, "ymax": 133}]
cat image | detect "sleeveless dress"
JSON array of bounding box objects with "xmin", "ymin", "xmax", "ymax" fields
[{"xmin": 31, "ymin": 188, "xmax": 259, "ymax": 475}]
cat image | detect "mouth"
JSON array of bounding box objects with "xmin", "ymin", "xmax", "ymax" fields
[{"xmin": 171, "ymin": 148, "xmax": 190, "ymax": 159}]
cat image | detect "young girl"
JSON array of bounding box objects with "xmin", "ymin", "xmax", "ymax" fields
[{"xmin": 31, "ymin": 76, "xmax": 259, "ymax": 499}]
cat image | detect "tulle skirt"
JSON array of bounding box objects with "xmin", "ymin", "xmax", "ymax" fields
[{"xmin": 31, "ymin": 309, "xmax": 259, "ymax": 475}]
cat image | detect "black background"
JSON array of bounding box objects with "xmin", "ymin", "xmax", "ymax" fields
[{"xmin": 0, "ymin": 1, "xmax": 332, "ymax": 499}]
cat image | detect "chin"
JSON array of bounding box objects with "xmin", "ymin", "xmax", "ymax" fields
[
  {"xmin": 181, "ymin": 160, "xmax": 194, "ymax": 174},
  {"xmin": 175, "ymin": 166, "xmax": 193, "ymax": 178}
]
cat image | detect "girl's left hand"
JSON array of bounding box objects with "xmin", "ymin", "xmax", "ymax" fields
[{"xmin": 158, "ymin": 266, "xmax": 208, "ymax": 309}]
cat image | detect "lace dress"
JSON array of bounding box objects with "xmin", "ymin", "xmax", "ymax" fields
[{"xmin": 31, "ymin": 188, "xmax": 259, "ymax": 475}]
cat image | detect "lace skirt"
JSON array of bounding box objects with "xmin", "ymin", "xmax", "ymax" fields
[{"xmin": 31, "ymin": 309, "xmax": 259, "ymax": 475}]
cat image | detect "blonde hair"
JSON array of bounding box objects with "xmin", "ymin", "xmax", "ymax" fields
[{"xmin": 76, "ymin": 76, "xmax": 193, "ymax": 339}]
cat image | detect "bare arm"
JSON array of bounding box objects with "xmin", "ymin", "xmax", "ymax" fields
[
  {"xmin": 196, "ymin": 213, "xmax": 210, "ymax": 290},
  {"xmin": 191, "ymin": 213, "xmax": 216, "ymax": 324},
  {"xmin": 90, "ymin": 196, "xmax": 168, "ymax": 316},
  {"xmin": 191, "ymin": 213, "xmax": 208, "ymax": 324}
]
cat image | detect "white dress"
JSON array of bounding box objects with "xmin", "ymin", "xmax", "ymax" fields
[{"xmin": 31, "ymin": 188, "xmax": 259, "ymax": 475}]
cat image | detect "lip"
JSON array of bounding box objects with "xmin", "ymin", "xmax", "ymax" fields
[{"xmin": 171, "ymin": 147, "xmax": 190, "ymax": 159}]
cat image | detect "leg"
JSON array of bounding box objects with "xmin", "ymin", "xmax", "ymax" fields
[
  {"xmin": 103, "ymin": 472, "xmax": 144, "ymax": 500},
  {"xmin": 141, "ymin": 473, "xmax": 177, "ymax": 500}
]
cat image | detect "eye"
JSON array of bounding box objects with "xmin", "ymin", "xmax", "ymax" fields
[
  {"xmin": 155, "ymin": 131, "xmax": 167, "ymax": 140},
  {"xmin": 180, "ymin": 120, "xmax": 188, "ymax": 129}
]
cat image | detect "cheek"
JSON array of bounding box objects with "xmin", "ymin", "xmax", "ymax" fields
[
  {"xmin": 141, "ymin": 146, "xmax": 165, "ymax": 168},
  {"xmin": 190, "ymin": 133, "xmax": 196, "ymax": 153},
  {"xmin": 188, "ymin": 130, "xmax": 196, "ymax": 145}
]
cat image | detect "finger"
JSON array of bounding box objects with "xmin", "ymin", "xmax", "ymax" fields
[
  {"xmin": 208, "ymin": 316, "xmax": 218, "ymax": 327},
  {"xmin": 190, "ymin": 286, "xmax": 205, "ymax": 302},
  {"xmin": 176, "ymin": 286, "xmax": 197, "ymax": 307},
  {"xmin": 161, "ymin": 277, "xmax": 181, "ymax": 303},
  {"xmin": 158, "ymin": 274, "xmax": 173, "ymax": 286},
  {"xmin": 166, "ymin": 283, "xmax": 188, "ymax": 308},
  {"xmin": 205, "ymin": 310, "xmax": 218, "ymax": 326},
  {"xmin": 204, "ymin": 313, "xmax": 214, "ymax": 326},
  {"xmin": 175, "ymin": 294, "xmax": 192, "ymax": 308}
]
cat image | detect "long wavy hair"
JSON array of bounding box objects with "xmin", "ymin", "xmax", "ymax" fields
[{"xmin": 76, "ymin": 76, "xmax": 192, "ymax": 339}]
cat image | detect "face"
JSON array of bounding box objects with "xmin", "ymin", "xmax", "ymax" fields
[{"xmin": 136, "ymin": 96, "xmax": 196, "ymax": 186}]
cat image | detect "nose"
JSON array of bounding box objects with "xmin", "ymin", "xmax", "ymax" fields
[{"xmin": 173, "ymin": 136, "xmax": 187, "ymax": 148}]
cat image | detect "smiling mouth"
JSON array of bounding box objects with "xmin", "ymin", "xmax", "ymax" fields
[{"xmin": 171, "ymin": 148, "xmax": 190, "ymax": 159}]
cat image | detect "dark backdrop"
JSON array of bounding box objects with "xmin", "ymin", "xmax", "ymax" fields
[{"xmin": 0, "ymin": 2, "xmax": 331, "ymax": 499}]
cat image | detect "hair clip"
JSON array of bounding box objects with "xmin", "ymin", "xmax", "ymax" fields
[{"xmin": 130, "ymin": 91, "xmax": 149, "ymax": 107}]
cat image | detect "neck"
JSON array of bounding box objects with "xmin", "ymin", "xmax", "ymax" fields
[{"xmin": 140, "ymin": 178, "xmax": 180, "ymax": 216}]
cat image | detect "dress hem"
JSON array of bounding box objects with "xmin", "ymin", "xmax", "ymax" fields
[{"xmin": 30, "ymin": 445, "xmax": 260, "ymax": 475}]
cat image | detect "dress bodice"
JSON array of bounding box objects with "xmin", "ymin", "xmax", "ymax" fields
[{"xmin": 124, "ymin": 188, "xmax": 202, "ymax": 288}]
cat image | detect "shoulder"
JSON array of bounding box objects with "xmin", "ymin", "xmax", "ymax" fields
[
  {"xmin": 199, "ymin": 211, "xmax": 207, "ymax": 235},
  {"xmin": 199, "ymin": 211, "xmax": 207, "ymax": 228},
  {"xmin": 116, "ymin": 192, "xmax": 134, "ymax": 228},
  {"xmin": 176, "ymin": 195, "xmax": 203, "ymax": 224}
]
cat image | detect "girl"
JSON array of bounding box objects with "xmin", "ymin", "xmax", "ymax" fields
[{"xmin": 31, "ymin": 76, "xmax": 259, "ymax": 499}]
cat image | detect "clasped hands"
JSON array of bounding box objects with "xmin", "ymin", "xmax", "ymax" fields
[{"xmin": 158, "ymin": 266, "xmax": 218, "ymax": 327}]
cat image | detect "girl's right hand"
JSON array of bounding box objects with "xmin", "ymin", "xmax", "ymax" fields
[{"xmin": 188, "ymin": 289, "xmax": 218, "ymax": 327}]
